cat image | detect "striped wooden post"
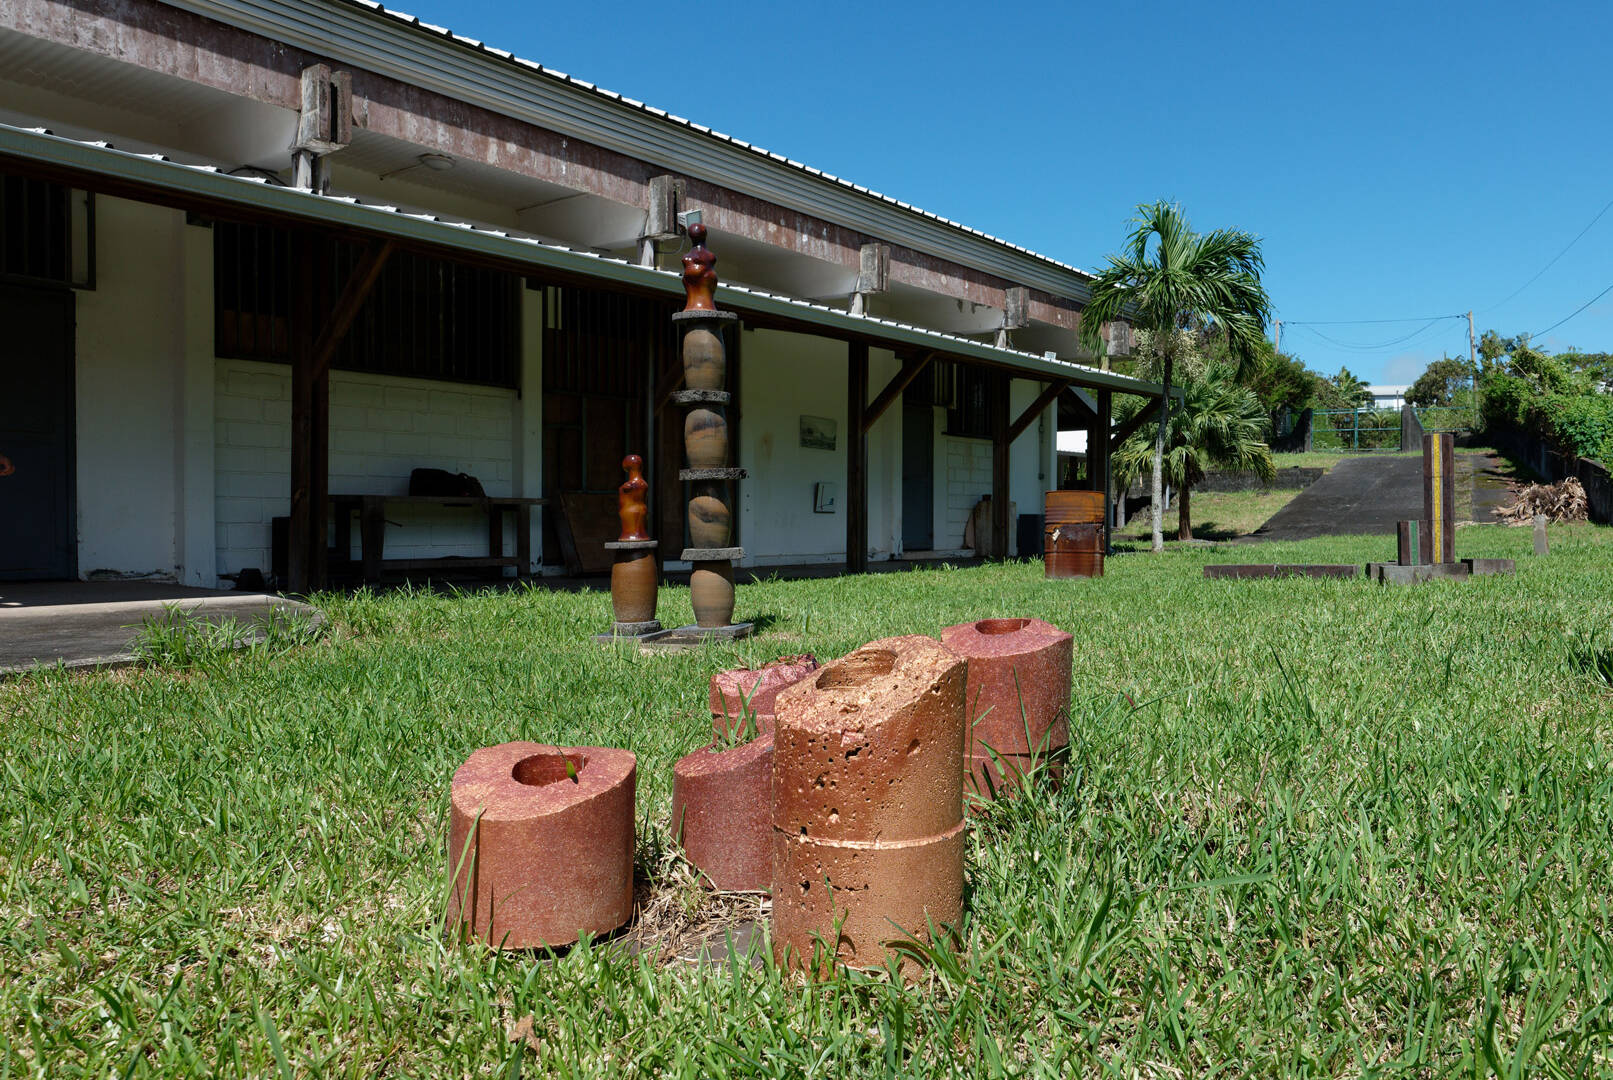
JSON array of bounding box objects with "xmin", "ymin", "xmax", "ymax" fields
[{"xmin": 1418, "ymin": 433, "xmax": 1455, "ymax": 565}]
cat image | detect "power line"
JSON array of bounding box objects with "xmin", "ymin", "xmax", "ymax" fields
[
  {"xmin": 1287, "ymin": 316, "xmax": 1462, "ymax": 351},
  {"xmin": 1532, "ymin": 279, "xmax": 1613, "ymax": 339},
  {"xmin": 1281, "ymin": 314, "xmax": 1464, "ymax": 326},
  {"xmin": 1485, "ymin": 193, "xmax": 1613, "ymax": 313}
]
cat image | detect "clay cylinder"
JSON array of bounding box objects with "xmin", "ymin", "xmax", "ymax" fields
[
  {"xmin": 688, "ymin": 484, "xmax": 732, "ymax": 548},
  {"xmin": 709, "ymin": 654, "xmax": 819, "ymax": 739},
  {"xmin": 771, "ymin": 636, "xmax": 967, "ymax": 976},
  {"xmin": 689, "ymin": 560, "xmax": 735, "ymax": 628},
  {"xmin": 447, "ymin": 742, "xmax": 636, "ymax": 949},
  {"xmin": 610, "ymin": 550, "xmax": 657, "ymax": 623},
  {"xmin": 940, "ymin": 617, "xmax": 1072, "ymax": 800},
  {"xmin": 681, "ymin": 325, "xmax": 727, "ymax": 390},
  {"xmin": 684, "ymin": 407, "xmax": 729, "ymax": 469},
  {"xmin": 671, "ymin": 732, "xmax": 773, "ymax": 891}
]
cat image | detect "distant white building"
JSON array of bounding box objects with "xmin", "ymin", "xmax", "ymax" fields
[{"xmin": 1365, "ymin": 385, "xmax": 1410, "ymax": 410}]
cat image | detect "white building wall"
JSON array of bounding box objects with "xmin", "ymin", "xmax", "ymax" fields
[
  {"xmin": 213, "ymin": 361, "xmax": 520, "ymax": 578},
  {"xmin": 73, "ymin": 196, "xmax": 191, "ymax": 580},
  {"xmin": 736, "ymin": 327, "xmax": 846, "ymax": 566}
]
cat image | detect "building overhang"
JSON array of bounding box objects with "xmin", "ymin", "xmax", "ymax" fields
[
  {"xmin": 157, "ymin": 0, "xmax": 1098, "ymax": 305},
  {"xmin": 0, "ymin": 122, "xmax": 1166, "ymax": 399}
]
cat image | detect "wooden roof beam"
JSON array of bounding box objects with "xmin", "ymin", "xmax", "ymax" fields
[{"xmin": 862, "ymin": 351, "xmax": 934, "ymax": 434}]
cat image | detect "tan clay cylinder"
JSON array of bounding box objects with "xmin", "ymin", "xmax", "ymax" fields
[
  {"xmin": 610, "ymin": 551, "xmax": 657, "ymax": 623},
  {"xmin": 940, "ymin": 617, "xmax": 1072, "ymax": 799},
  {"xmin": 684, "ymin": 408, "xmax": 729, "ymax": 469},
  {"xmin": 688, "ymin": 487, "xmax": 732, "ymax": 548},
  {"xmin": 770, "ymin": 635, "xmax": 967, "ymax": 975},
  {"xmin": 681, "ymin": 325, "xmax": 726, "ymax": 390},
  {"xmin": 689, "ymin": 560, "xmax": 735, "ymax": 628},
  {"xmin": 447, "ymin": 742, "xmax": 635, "ymax": 949}
]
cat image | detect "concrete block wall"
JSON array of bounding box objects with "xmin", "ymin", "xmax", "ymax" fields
[
  {"xmin": 214, "ymin": 358, "xmax": 518, "ymax": 578},
  {"xmin": 942, "ymin": 436, "xmax": 995, "ymax": 552}
]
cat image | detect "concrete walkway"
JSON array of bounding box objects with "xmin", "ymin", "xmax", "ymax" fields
[
  {"xmin": 0, "ymin": 582, "xmax": 318, "ymax": 675},
  {"xmin": 1242, "ymin": 452, "xmax": 1510, "ymax": 543}
]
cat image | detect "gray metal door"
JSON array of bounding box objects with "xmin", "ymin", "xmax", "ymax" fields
[
  {"xmin": 902, "ymin": 403, "xmax": 933, "ymax": 551},
  {"xmin": 0, "ymin": 285, "xmax": 74, "ymax": 580}
]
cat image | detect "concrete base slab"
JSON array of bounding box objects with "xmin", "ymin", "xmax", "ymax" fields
[
  {"xmin": 0, "ymin": 582, "xmax": 320, "ymax": 675},
  {"xmin": 1462, "ymin": 558, "xmax": 1516, "ymax": 576},
  {"xmin": 1367, "ymin": 562, "xmax": 1473, "ymax": 586},
  {"xmin": 630, "ymin": 622, "xmax": 755, "ymax": 654},
  {"xmin": 594, "ymin": 622, "xmax": 670, "ymax": 646},
  {"xmin": 1204, "ymin": 564, "xmax": 1361, "ymax": 580}
]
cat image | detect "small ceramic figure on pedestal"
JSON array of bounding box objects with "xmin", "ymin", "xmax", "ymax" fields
[{"xmin": 602, "ymin": 454, "xmax": 662, "ymax": 639}]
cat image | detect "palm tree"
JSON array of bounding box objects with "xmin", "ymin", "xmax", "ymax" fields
[
  {"xmin": 1112, "ymin": 361, "xmax": 1276, "ymax": 540},
  {"xmin": 1079, "ymin": 201, "xmax": 1272, "ymax": 552}
]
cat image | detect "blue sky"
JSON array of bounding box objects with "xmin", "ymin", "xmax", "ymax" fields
[{"xmin": 403, "ymin": 0, "xmax": 1613, "ymax": 385}]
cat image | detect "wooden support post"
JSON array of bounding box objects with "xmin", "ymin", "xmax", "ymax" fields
[
  {"xmin": 308, "ymin": 238, "xmax": 336, "ymax": 590},
  {"xmin": 991, "ymin": 371, "xmax": 1011, "ymax": 559},
  {"xmin": 1093, "ymin": 389, "xmax": 1112, "ymax": 552},
  {"xmin": 847, "ymin": 341, "xmax": 869, "ymax": 573},
  {"xmin": 863, "ymin": 351, "xmax": 933, "ymax": 433},
  {"xmin": 1397, "ymin": 520, "xmax": 1418, "ymax": 566},
  {"xmin": 287, "ymin": 232, "xmax": 315, "ymax": 594}
]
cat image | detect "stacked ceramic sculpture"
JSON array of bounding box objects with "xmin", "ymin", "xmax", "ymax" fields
[{"xmin": 674, "ymin": 223, "xmax": 746, "ymax": 629}]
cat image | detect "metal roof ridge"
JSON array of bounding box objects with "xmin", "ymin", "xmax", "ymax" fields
[{"xmin": 0, "ymin": 122, "xmax": 1157, "ymax": 396}]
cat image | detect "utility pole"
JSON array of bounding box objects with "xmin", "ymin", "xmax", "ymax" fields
[
  {"xmin": 1466, "ymin": 311, "xmax": 1477, "ymax": 368},
  {"xmin": 1274, "ymin": 319, "xmax": 1281, "ymax": 354}
]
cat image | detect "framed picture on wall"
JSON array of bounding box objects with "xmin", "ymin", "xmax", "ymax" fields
[{"xmin": 799, "ymin": 415, "xmax": 837, "ymax": 451}]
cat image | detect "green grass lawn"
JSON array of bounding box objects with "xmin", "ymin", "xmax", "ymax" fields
[{"xmin": 5, "ymin": 524, "xmax": 1613, "ymax": 1076}]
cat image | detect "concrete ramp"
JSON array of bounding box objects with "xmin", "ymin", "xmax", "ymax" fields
[
  {"xmin": 1243, "ymin": 452, "xmax": 1508, "ymax": 543},
  {"xmin": 0, "ymin": 582, "xmax": 319, "ymax": 675}
]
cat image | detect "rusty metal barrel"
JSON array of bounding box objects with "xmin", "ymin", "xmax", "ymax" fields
[{"xmin": 1043, "ymin": 490, "xmax": 1105, "ymax": 579}]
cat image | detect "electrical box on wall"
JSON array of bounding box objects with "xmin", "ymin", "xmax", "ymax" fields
[{"xmin": 813, "ymin": 482, "xmax": 836, "ymax": 514}]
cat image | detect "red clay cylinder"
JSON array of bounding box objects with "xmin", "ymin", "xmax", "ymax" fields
[
  {"xmin": 670, "ymin": 732, "xmax": 773, "ymax": 892},
  {"xmin": 770, "ymin": 636, "xmax": 967, "ymax": 975},
  {"xmin": 940, "ymin": 617, "xmax": 1073, "ymax": 800},
  {"xmin": 709, "ymin": 654, "xmax": 819, "ymax": 739},
  {"xmin": 447, "ymin": 742, "xmax": 635, "ymax": 949}
]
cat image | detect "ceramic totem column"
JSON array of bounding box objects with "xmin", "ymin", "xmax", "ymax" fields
[
  {"xmin": 672, "ymin": 224, "xmax": 746, "ymax": 629},
  {"xmin": 603, "ymin": 454, "xmax": 661, "ymax": 636}
]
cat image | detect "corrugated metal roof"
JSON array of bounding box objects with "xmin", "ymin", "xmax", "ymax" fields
[
  {"xmin": 153, "ymin": 0, "xmax": 1099, "ymax": 304},
  {"xmin": 0, "ymin": 122, "xmax": 1160, "ymax": 398},
  {"xmin": 341, "ymin": 0, "xmax": 1095, "ymax": 276}
]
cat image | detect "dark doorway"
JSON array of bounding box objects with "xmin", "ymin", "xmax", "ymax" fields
[
  {"xmin": 0, "ymin": 284, "xmax": 75, "ymax": 580},
  {"xmin": 902, "ymin": 402, "xmax": 934, "ymax": 551}
]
